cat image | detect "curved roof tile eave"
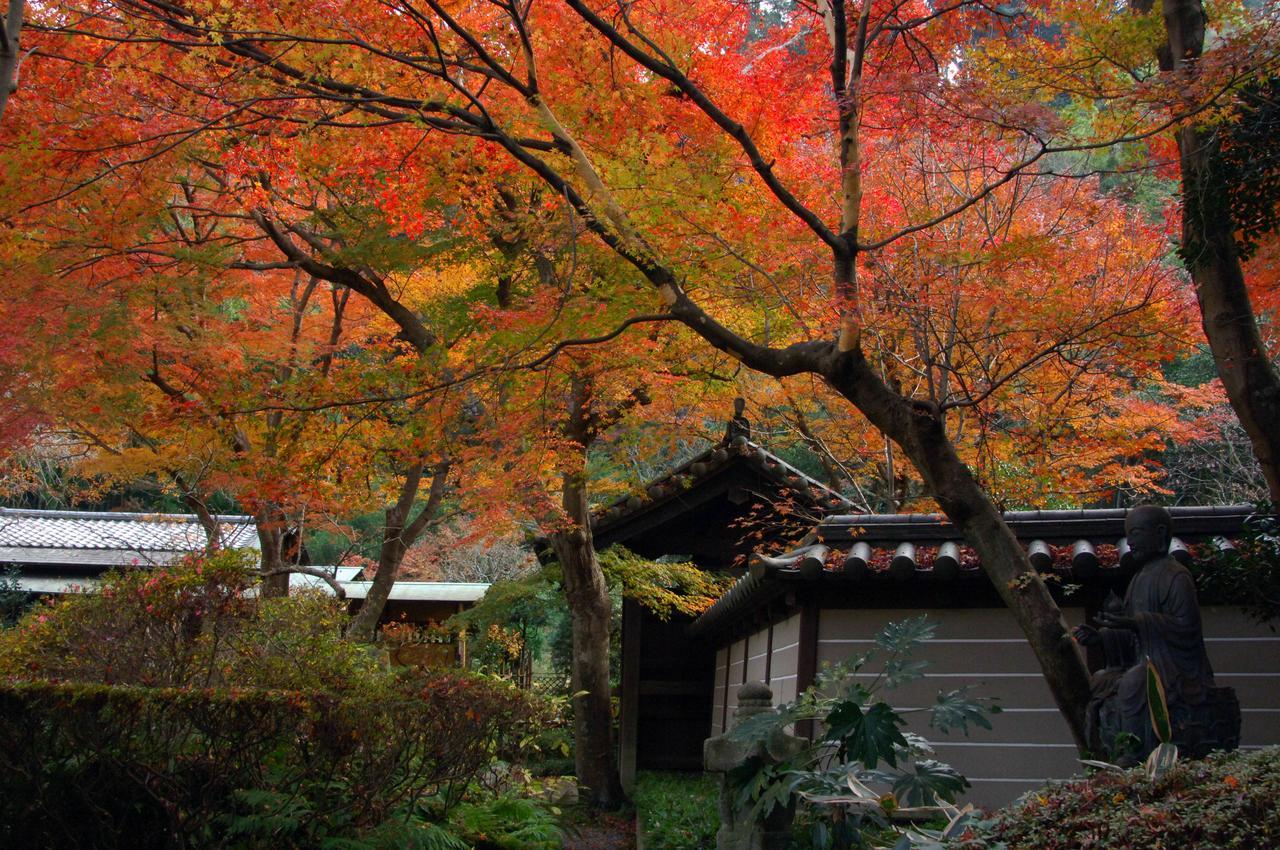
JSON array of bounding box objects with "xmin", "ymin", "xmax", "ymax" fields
[{"xmin": 690, "ymin": 503, "xmax": 1260, "ymax": 640}]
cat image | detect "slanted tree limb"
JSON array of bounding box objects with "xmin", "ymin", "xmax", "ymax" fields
[{"xmin": 346, "ymin": 460, "xmax": 452, "ymax": 642}]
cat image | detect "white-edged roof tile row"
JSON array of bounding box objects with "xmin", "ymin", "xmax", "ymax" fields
[{"xmin": 0, "ymin": 508, "xmax": 258, "ymax": 565}]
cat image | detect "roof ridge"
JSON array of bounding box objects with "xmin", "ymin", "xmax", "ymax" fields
[
  {"xmin": 0, "ymin": 507, "xmax": 254, "ymax": 523},
  {"xmin": 822, "ymin": 504, "xmax": 1256, "ymax": 524},
  {"xmin": 747, "ymin": 441, "xmax": 852, "ymax": 505},
  {"xmin": 592, "ymin": 438, "xmax": 854, "ymax": 524}
]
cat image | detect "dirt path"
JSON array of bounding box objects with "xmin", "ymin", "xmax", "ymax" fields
[{"xmin": 563, "ymin": 811, "xmax": 636, "ymax": 850}]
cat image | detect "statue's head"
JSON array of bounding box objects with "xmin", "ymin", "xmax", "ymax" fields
[
  {"xmin": 1125, "ymin": 504, "xmax": 1173, "ymax": 564},
  {"xmin": 733, "ymin": 396, "xmax": 746, "ymax": 417}
]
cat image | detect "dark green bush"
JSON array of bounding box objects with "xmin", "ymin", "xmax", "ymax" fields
[
  {"xmin": 0, "ymin": 556, "xmax": 549, "ymax": 849},
  {"xmin": 634, "ymin": 771, "xmax": 719, "ymax": 850},
  {"xmin": 0, "ymin": 673, "xmax": 545, "ymax": 849},
  {"xmin": 948, "ymin": 747, "xmax": 1280, "ymax": 850}
]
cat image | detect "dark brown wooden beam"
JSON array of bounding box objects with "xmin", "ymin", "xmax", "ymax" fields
[
  {"xmin": 618, "ymin": 599, "xmax": 641, "ymax": 792},
  {"xmin": 796, "ymin": 602, "xmax": 819, "ymax": 739}
]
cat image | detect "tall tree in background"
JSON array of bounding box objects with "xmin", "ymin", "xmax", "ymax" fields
[
  {"xmin": 966, "ymin": 0, "xmax": 1280, "ymax": 502},
  {"xmin": 0, "ymin": 96, "xmax": 471, "ymax": 605},
  {"xmin": 449, "ymin": 245, "xmax": 723, "ymax": 808},
  {"xmin": 0, "ymin": 0, "xmax": 22, "ymax": 121},
  {"xmin": 1151, "ymin": 0, "xmax": 1280, "ymax": 506}
]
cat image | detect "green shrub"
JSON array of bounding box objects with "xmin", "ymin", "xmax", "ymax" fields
[
  {"xmin": 947, "ymin": 747, "xmax": 1280, "ymax": 850},
  {"xmin": 0, "ymin": 551, "xmax": 379, "ymax": 691},
  {"xmin": 634, "ymin": 771, "xmax": 719, "ymax": 850},
  {"xmin": 0, "ymin": 565, "xmax": 30, "ymax": 626},
  {"xmin": 0, "ymin": 556, "xmax": 549, "ymax": 849},
  {"xmin": 727, "ymin": 617, "xmax": 996, "ymax": 850},
  {"xmin": 0, "ymin": 673, "xmax": 545, "ymax": 849}
]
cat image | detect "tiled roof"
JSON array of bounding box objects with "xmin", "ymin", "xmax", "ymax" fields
[
  {"xmin": 690, "ymin": 504, "xmax": 1258, "ymax": 638},
  {"xmin": 591, "ymin": 438, "xmax": 853, "ymax": 533},
  {"xmin": 0, "ymin": 508, "xmax": 258, "ymax": 567}
]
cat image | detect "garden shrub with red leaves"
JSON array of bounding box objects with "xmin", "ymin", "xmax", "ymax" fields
[{"xmin": 947, "ymin": 747, "xmax": 1280, "ymax": 850}]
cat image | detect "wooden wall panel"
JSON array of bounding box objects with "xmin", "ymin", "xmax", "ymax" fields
[
  {"xmin": 769, "ymin": 612, "xmax": 803, "ymax": 706},
  {"xmin": 725, "ymin": 637, "xmax": 747, "ymax": 721},
  {"xmin": 1202, "ymin": 607, "xmax": 1280, "ymax": 749},
  {"xmin": 746, "ymin": 628, "xmax": 768, "ymax": 683},
  {"xmin": 711, "ymin": 646, "xmax": 728, "ymax": 737},
  {"xmin": 709, "ymin": 605, "xmax": 1278, "ymax": 805},
  {"xmin": 800, "ymin": 605, "xmax": 1280, "ymax": 807}
]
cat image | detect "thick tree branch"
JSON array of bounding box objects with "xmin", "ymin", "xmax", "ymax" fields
[{"xmin": 247, "ymin": 210, "xmax": 438, "ymax": 353}]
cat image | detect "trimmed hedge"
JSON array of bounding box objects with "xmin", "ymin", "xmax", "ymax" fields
[
  {"xmin": 0, "ymin": 674, "xmax": 543, "ymax": 849},
  {"xmin": 949, "ymin": 747, "xmax": 1280, "ymax": 850}
]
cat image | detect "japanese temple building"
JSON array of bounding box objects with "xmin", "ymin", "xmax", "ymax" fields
[
  {"xmin": 590, "ymin": 432, "xmax": 1279, "ymax": 806},
  {"xmin": 588, "ymin": 437, "xmax": 853, "ymax": 786},
  {"xmin": 688, "ymin": 503, "xmax": 1279, "ymax": 807}
]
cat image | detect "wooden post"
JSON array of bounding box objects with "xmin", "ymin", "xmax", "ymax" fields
[
  {"xmin": 619, "ymin": 599, "xmax": 641, "ymax": 793},
  {"xmin": 764, "ymin": 621, "xmax": 775, "ymax": 685},
  {"xmin": 796, "ymin": 604, "xmax": 819, "ymax": 739}
]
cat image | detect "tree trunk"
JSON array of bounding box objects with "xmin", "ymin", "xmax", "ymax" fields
[
  {"xmin": 664, "ymin": 293, "xmax": 1095, "ymax": 749},
  {"xmin": 1153, "ymin": 0, "xmax": 1280, "ymax": 506},
  {"xmin": 535, "ymin": 372, "xmax": 638, "ymax": 809},
  {"xmin": 347, "ymin": 461, "xmax": 450, "ymax": 643},
  {"xmin": 347, "ymin": 528, "xmax": 409, "ymax": 643},
  {"xmin": 0, "ymin": 0, "xmax": 23, "ymax": 123},
  {"xmin": 255, "ymin": 507, "xmax": 290, "ymax": 598},
  {"xmin": 1182, "ymin": 132, "xmax": 1280, "ymax": 504},
  {"xmin": 824, "ymin": 349, "xmax": 1094, "ymax": 750},
  {"xmin": 549, "ymin": 467, "xmax": 626, "ymax": 810},
  {"xmin": 171, "ymin": 472, "xmax": 224, "ymax": 554}
]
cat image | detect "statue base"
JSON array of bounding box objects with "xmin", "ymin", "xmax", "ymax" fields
[
  {"xmin": 1173, "ymin": 686, "xmax": 1242, "ymax": 759},
  {"xmin": 1097, "ymin": 686, "xmax": 1241, "ymax": 763}
]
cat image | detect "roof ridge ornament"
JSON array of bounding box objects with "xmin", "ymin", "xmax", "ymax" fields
[{"xmin": 721, "ymin": 396, "xmax": 750, "ymax": 446}]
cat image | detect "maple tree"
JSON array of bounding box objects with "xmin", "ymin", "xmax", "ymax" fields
[
  {"xmin": 444, "ymin": 279, "xmax": 724, "ymax": 807},
  {"xmin": 957, "ymin": 0, "xmax": 1280, "ymax": 501},
  {"xmin": 744, "ymin": 158, "xmax": 1198, "ymax": 511},
  {"xmin": 0, "ymin": 17, "xmax": 721, "ymax": 803},
  {"xmin": 3, "ymin": 0, "xmax": 1275, "ymax": 767},
  {"xmin": 0, "ymin": 93, "xmax": 470, "ymax": 613}
]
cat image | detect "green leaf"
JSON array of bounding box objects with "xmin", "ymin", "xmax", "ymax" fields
[
  {"xmin": 1146, "ymin": 660, "xmax": 1172, "ymax": 743},
  {"xmin": 726, "ymin": 703, "xmax": 793, "ymax": 745},
  {"xmin": 883, "ymin": 658, "xmax": 930, "ymax": 689},
  {"xmin": 875, "ymin": 615, "xmax": 936, "ymax": 654},
  {"xmin": 892, "ymin": 759, "xmax": 970, "ymax": 807},
  {"xmin": 931, "ymin": 687, "xmax": 996, "ymax": 735},
  {"xmin": 827, "ymin": 700, "xmax": 909, "ymax": 768},
  {"xmin": 824, "ymin": 700, "xmax": 864, "ymax": 744}
]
